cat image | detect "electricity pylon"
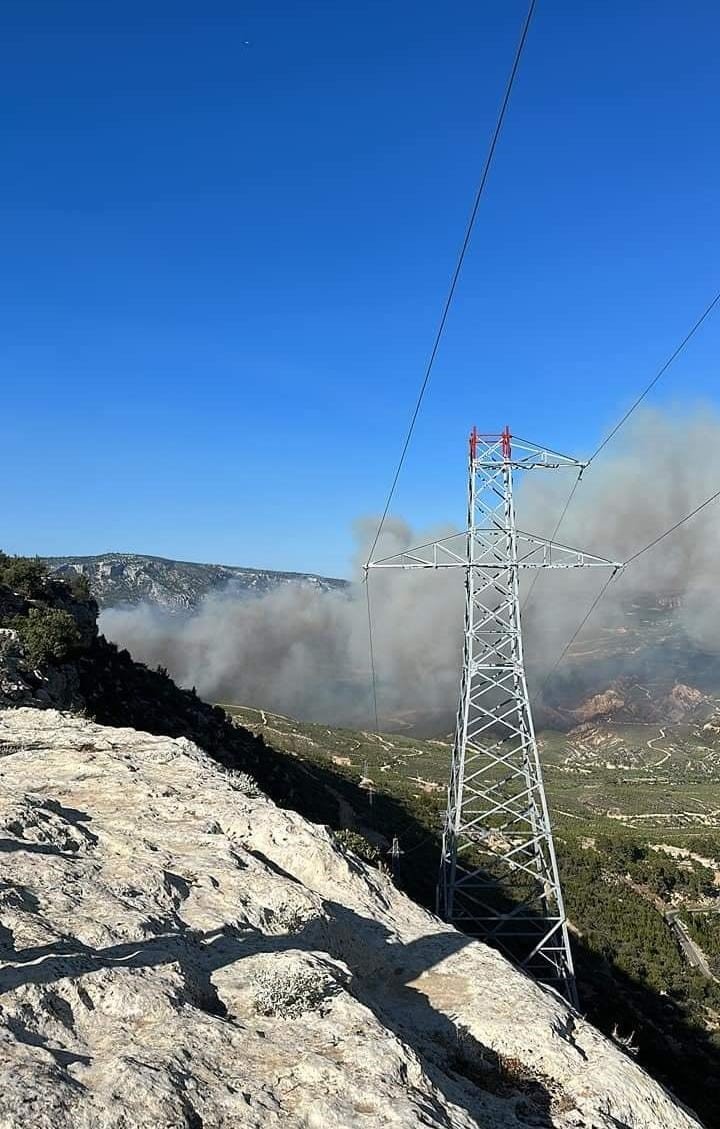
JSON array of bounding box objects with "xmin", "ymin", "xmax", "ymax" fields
[{"xmin": 367, "ymin": 428, "xmax": 622, "ymax": 1006}]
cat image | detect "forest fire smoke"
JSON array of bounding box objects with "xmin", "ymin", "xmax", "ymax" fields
[{"xmin": 101, "ymin": 411, "xmax": 720, "ymax": 729}]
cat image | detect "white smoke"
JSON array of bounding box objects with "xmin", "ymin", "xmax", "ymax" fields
[
  {"xmin": 101, "ymin": 516, "xmax": 465, "ymax": 730},
  {"xmin": 100, "ymin": 409, "xmax": 720, "ymax": 729}
]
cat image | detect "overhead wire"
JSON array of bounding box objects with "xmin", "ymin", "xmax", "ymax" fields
[
  {"xmin": 363, "ymin": 11, "xmax": 720, "ymax": 734},
  {"xmin": 534, "ymin": 483, "xmax": 720, "ymax": 702},
  {"xmin": 587, "ymin": 289, "xmax": 720, "ymax": 464},
  {"xmin": 624, "ymin": 485, "xmax": 720, "ymax": 565},
  {"xmin": 531, "ymin": 570, "xmax": 619, "ymax": 705},
  {"xmin": 520, "ymin": 287, "xmax": 720, "ymax": 621},
  {"xmin": 527, "ymin": 288, "xmax": 720, "ymax": 558},
  {"xmin": 364, "ymin": 0, "xmax": 537, "ymax": 569},
  {"xmin": 364, "ymin": 0, "xmax": 537, "ymax": 732}
]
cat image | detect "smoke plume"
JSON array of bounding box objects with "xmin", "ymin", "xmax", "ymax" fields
[{"xmin": 100, "ymin": 410, "xmax": 720, "ymax": 730}]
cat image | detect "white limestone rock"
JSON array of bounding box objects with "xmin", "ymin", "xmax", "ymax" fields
[{"xmin": 0, "ymin": 708, "xmax": 703, "ymax": 1129}]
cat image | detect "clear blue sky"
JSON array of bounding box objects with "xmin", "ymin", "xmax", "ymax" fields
[{"xmin": 2, "ymin": 1, "xmax": 718, "ymax": 577}]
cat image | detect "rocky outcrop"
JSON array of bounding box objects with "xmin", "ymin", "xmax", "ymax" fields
[
  {"xmin": 565, "ymin": 679, "xmax": 712, "ymax": 727},
  {"xmin": 570, "ymin": 688, "xmax": 626, "ymax": 724},
  {"xmin": 0, "ymin": 580, "xmax": 97, "ymax": 712},
  {"xmin": 0, "ymin": 709, "xmax": 702, "ymax": 1128},
  {"xmin": 46, "ymin": 553, "xmax": 347, "ymax": 611},
  {"xmin": 667, "ymin": 683, "xmax": 706, "ymax": 722},
  {"xmin": 0, "ymin": 628, "xmax": 84, "ymax": 711}
]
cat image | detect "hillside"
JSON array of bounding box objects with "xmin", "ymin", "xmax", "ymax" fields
[
  {"xmin": 537, "ymin": 593, "xmax": 720, "ymax": 729},
  {"xmin": 0, "ymin": 706, "xmax": 703, "ymax": 1129},
  {"xmin": 225, "ymin": 703, "xmax": 720, "ymax": 1127},
  {"xmin": 0, "ymin": 553, "xmax": 715, "ymax": 1125},
  {"xmin": 46, "ymin": 552, "xmax": 347, "ymax": 611}
]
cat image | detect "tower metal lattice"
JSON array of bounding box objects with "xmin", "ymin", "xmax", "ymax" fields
[{"xmin": 368, "ymin": 428, "xmax": 622, "ymax": 1005}]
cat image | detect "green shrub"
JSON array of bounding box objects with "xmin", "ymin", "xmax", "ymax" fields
[
  {"xmin": 12, "ymin": 607, "xmax": 82, "ymax": 666},
  {"xmin": 333, "ymin": 828, "xmax": 381, "ymax": 865},
  {"xmin": 0, "ymin": 555, "xmax": 49, "ymax": 599},
  {"xmin": 249, "ymin": 963, "xmax": 339, "ymax": 1018},
  {"xmin": 68, "ymin": 572, "xmax": 91, "ymax": 600}
]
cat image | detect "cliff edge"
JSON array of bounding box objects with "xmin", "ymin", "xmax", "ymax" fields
[{"xmin": 0, "ymin": 708, "xmax": 701, "ymax": 1128}]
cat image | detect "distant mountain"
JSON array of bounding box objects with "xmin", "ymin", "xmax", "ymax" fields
[{"xmin": 46, "ymin": 553, "xmax": 348, "ymax": 611}]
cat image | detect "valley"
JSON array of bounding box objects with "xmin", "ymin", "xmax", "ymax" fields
[{"xmin": 224, "ymin": 704, "xmax": 720, "ymax": 838}]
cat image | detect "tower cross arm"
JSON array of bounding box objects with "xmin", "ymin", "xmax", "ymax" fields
[
  {"xmin": 366, "ymin": 529, "xmax": 624, "ymax": 572},
  {"xmin": 515, "ymin": 530, "xmax": 623, "ymax": 570},
  {"xmin": 366, "ymin": 532, "xmax": 469, "ymax": 571},
  {"xmin": 472, "ymin": 433, "xmax": 589, "ymax": 471}
]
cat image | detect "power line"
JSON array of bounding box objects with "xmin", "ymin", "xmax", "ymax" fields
[
  {"xmin": 521, "ymin": 287, "xmax": 720, "ymax": 619},
  {"xmin": 532, "ymin": 569, "xmax": 619, "ymax": 705},
  {"xmin": 535, "ymin": 483, "xmax": 720, "ymax": 699},
  {"xmin": 365, "ymin": 0, "xmax": 537, "ymax": 566},
  {"xmin": 625, "ymin": 485, "xmax": 720, "ymax": 564},
  {"xmin": 588, "ymin": 289, "xmax": 720, "ymax": 463}
]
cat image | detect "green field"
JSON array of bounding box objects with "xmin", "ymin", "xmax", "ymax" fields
[{"xmin": 223, "ymin": 703, "xmax": 720, "ymax": 836}]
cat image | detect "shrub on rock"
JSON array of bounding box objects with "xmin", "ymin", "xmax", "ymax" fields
[
  {"xmin": 12, "ymin": 607, "xmax": 82, "ymax": 667},
  {"xmin": 0, "ymin": 555, "xmax": 49, "ymax": 599},
  {"xmin": 333, "ymin": 828, "xmax": 381, "ymax": 866}
]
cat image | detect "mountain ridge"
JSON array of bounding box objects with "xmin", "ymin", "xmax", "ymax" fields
[{"xmin": 46, "ymin": 551, "xmax": 348, "ymax": 611}]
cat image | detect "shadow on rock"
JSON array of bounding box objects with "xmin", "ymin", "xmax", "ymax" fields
[{"xmin": 0, "ymin": 901, "xmax": 558, "ymax": 1126}]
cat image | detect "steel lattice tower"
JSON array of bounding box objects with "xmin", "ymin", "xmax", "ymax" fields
[{"xmin": 368, "ymin": 428, "xmax": 622, "ymax": 1005}]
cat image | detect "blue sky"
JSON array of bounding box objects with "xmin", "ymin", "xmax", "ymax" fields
[{"xmin": 2, "ymin": 1, "xmax": 719, "ymax": 577}]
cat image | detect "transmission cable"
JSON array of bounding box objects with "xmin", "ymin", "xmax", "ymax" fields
[
  {"xmin": 364, "ymin": 0, "xmax": 537, "ymax": 730},
  {"xmin": 521, "ymin": 287, "xmax": 720, "ymax": 618},
  {"xmin": 532, "ymin": 569, "xmax": 619, "ymax": 705},
  {"xmin": 364, "ymin": 0, "xmax": 537, "ymax": 568},
  {"xmin": 535, "ymin": 483, "xmax": 720, "ymax": 700},
  {"xmin": 588, "ymin": 289, "xmax": 720, "ymax": 464},
  {"xmin": 624, "ymin": 485, "xmax": 720, "ymax": 565}
]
